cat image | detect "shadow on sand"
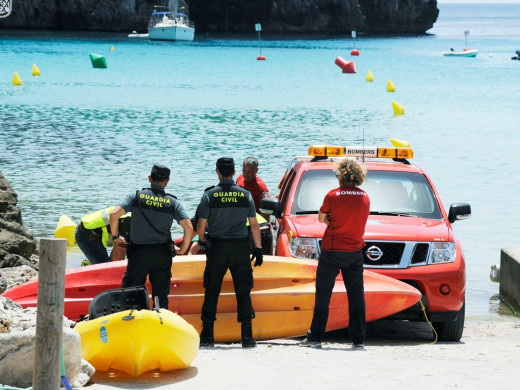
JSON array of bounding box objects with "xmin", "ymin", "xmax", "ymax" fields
[{"xmin": 89, "ymin": 366, "xmax": 198, "ymax": 388}]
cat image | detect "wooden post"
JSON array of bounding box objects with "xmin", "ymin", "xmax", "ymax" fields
[{"xmin": 32, "ymin": 238, "xmax": 67, "ymax": 390}]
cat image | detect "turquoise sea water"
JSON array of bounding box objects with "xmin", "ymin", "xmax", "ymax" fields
[{"xmin": 1, "ymin": 4, "xmax": 519, "ymax": 320}]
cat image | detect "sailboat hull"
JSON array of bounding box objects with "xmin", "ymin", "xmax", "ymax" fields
[
  {"xmin": 443, "ymin": 49, "xmax": 478, "ymax": 57},
  {"xmin": 148, "ymin": 26, "xmax": 194, "ymax": 41}
]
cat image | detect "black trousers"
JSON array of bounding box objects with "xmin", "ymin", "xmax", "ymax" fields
[
  {"xmin": 308, "ymin": 250, "xmax": 366, "ymax": 345},
  {"xmin": 122, "ymin": 243, "xmax": 172, "ymax": 309},
  {"xmin": 201, "ymin": 239, "xmax": 254, "ymax": 324}
]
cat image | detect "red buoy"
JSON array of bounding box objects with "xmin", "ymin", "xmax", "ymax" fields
[
  {"xmin": 342, "ymin": 61, "xmax": 356, "ymax": 74},
  {"xmin": 351, "ymin": 49, "xmax": 360, "ymax": 56},
  {"xmin": 335, "ymin": 56, "xmax": 348, "ymax": 70},
  {"xmin": 257, "ymin": 56, "xmax": 266, "ymax": 61},
  {"xmin": 335, "ymin": 56, "xmax": 356, "ymax": 74}
]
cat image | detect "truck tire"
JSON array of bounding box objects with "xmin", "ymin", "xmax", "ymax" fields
[{"xmin": 433, "ymin": 301, "xmax": 465, "ymax": 342}]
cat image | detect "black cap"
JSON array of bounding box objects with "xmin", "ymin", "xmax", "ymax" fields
[
  {"xmin": 216, "ymin": 157, "xmax": 235, "ymax": 176},
  {"xmin": 151, "ymin": 164, "xmax": 170, "ymax": 180}
]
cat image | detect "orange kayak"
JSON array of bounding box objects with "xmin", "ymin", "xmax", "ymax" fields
[{"xmin": 2, "ymin": 255, "xmax": 421, "ymax": 342}]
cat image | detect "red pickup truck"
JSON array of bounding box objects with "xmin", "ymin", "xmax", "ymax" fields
[{"xmin": 260, "ymin": 143, "xmax": 471, "ymax": 341}]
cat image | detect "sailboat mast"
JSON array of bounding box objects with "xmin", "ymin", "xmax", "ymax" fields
[{"xmin": 169, "ymin": 0, "xmax": 178, "ymax": 17}]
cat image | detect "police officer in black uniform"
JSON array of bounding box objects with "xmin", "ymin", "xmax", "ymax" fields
[
  {"xmin": 109, "ymin": 164, "xmax": 193, "ymax": 309},
  {"xmin": 197, "ymin": 157, "xmax": 263, "ymax": 348}
]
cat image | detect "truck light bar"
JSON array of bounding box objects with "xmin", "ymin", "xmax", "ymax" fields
[
  {"xmin": 308, "ymin": 145, "xmax": 346, "ymax": 157},
  {"xmin": 308, "ymin": 145, "xmax": 413, "ymax": 159}
]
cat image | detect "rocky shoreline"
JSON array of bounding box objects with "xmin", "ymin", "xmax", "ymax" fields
[
  {"xmin": 0, "ymin": 171, "xmax": 40, "ymax": 296},
  {"xmin": 0, "ymin": 0, "xmax": 439, "ymax": 34},
  {"xmin": 0, "ymin": 172, "xmax": 39, "ymax": 273}
]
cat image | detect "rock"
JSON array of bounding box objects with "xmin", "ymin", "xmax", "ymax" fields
[
  {"xmin": 0, "ymin": 328, "xmax": 90, "ymax": 388},
  {"xmin": 0, "ymin": 265, "xmax": 38, "ymax": 294},
  {"xmin": 0, "ymin": 275, "xmax": 6, "ymax": 295},
  {"xmin": 0, "ymin": 171, "xmax": 38, "ymax": 270},
  {"xmin": 0, "ymin": 0, "xmax": 439, "ymax": 34},
  {"xmin": 0, "ymin": 297, "xmax": 94, "ymax": 387}
]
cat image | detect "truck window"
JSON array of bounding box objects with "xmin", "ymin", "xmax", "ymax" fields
[
  {"xmin": 279, "ymin": 169, "xmax": 296, "ymax": 212},
  {"xmin": 291, "ymin": 170, "xmax": 337, "ymax": 214},
  {"xmin": 291, "ymin": 169, "xmax": 442, "ymax": 219},
  {"xmin": 362, "ymin": 171, "xmax": 442, "ymax": 219}
]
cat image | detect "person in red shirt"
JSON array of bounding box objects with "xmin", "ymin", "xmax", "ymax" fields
[
  {"xmin": 236, "ymin": 157, "xmax": 269, "ymax": 220},
  {"xmin": 300, "ymin": 158, "xmax": 370, "ymax": 349}
]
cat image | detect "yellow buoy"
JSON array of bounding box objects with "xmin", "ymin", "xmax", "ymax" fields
[
  {"xmin": 392, "ymin": 101, "xmax": 405, "ymax": 116},
  {"xmin": 391, "ymin": 138, "xmax": 410, "ymax": 147},
  {"xmin": 366, "ymin": 70, "xmax": 374, "ymax": 82},
  {"xmin": 387, "ymin": 80, "xmax": 396, "ymax": 92},
  {"xmin": 55, "ymin": 214, "xmax": 77, "ymax": 245},
  {"xmin": 110, "ymin": 45, "xmax": 115, "ymax": 51},
  {"xmin": 32, "ymin": 64, "xmax": 40, "ymax": 76},
  {"xmin": 12, "ymin": 72, "xmax": 22, "ymax": 86}
]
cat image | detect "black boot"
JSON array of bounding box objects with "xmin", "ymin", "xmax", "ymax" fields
[
  {"xmin": 200, "ymin": 322, "xmax": 214, "ymax": 348},
  {"xmin": 241, "ymin": 322, "xmax": 256, "ymax": 348}
]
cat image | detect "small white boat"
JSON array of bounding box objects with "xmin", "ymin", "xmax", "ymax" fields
[
  {"xmin": 128, "ymin": 31, "xmax": 150, "ymax": 39},
  {"xmin": 443, "ymin": 49, "xmax": 479, "ymax": 58},
  {"xmin": 443, "ymin": 30, "xmax": 478, "ymax": 58},
  {"xmin": 147, "ymin": 0, "xmax": 195, "ymax": 41}
]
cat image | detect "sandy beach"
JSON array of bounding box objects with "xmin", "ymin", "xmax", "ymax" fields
[{"xmin": 85, "ymin": 319, "xmax": 520, "ymax": 390}]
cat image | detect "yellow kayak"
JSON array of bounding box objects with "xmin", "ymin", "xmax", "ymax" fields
[{"xmin": 74, "ymin": 308, "xmax": 199, "ymax": 376}]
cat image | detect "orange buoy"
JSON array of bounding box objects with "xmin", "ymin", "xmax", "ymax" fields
[
  {"xmin": 342, "ymin": 61, "xmax": 356, "ymax": 74},
  {"xmin": 351, "ymin": 49, "xmax": 360, "ymax": 56},
  {"xmin": 257, "ymin": 56, "xmax": 266, "ymax": 61}
]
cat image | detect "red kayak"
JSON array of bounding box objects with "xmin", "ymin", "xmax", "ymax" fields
[{"xmin": 2, "ymin": 255, "xmax": 422, "ymax": 342}]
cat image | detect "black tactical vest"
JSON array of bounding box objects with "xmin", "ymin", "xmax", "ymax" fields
[
  {"xmin": 130, "ymin": 188, "xmax": 177, "ymax": 244},
  {"xmin": 206, "ymin": 183, "xmax": 253, "ymax": 239}
]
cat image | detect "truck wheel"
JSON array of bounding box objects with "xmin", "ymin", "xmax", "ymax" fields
[{"xmin": 433, "ymin": 301, "xmax": 465, "ymax": 342}]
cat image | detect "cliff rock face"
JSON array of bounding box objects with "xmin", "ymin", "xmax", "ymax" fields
[
  {"xmin": 0, "ymin": 171, "xmax": 38, "ymax": 271},
  {"xmin": 0, "ymin": 0, "xmax": 438, "ymax": 34}
]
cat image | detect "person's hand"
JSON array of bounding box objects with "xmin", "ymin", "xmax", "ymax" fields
[
  {"xmin": 325, "ymin": 214, "xmax": 331, "ymax": 225},
  {"xmin": 114, "ymin": 236, "xmax": 127, "ymax": 247},
  {"xmin": 251, "ymin": 247, "xmax": 263, "ymax": 267}
]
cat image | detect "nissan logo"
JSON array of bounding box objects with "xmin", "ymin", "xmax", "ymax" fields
[{"xmin": 365, "ymin": 246, "xmax": 383, "ymax": 261}]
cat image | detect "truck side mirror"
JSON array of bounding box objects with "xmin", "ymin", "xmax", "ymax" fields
[
  {"xmin": 448, "ymin": 203, "xmax": 471, "ymax": 224},
  {"xmin": 260, "ymin": 197, "xmax": 282, "ymax": 218}
]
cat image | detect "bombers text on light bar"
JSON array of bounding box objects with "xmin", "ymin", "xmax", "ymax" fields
[{"xmin": 308, "ymin": 145, "xmax": 413, "ymax": 159}]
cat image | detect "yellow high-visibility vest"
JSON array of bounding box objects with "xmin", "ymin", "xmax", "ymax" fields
[
  {"xmin": 246, "ymin": 213, "xmax": 268, "ymax": 227},
  {"xmin": 81, "ymin": 207, "xmax": 114, "ymax": 248}
]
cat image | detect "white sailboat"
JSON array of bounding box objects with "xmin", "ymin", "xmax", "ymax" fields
[
  {"xmin": 148, "ymin": 0, "xmax": 195, "ymax": 41},
  {"xmin": 129, "ymin": 0, "xmax": 195, "ymax": 41}
]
